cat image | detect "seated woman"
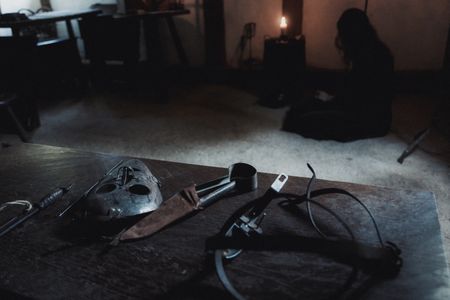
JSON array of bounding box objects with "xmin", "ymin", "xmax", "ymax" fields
[{"xmin": 283, "ymin": 8, "xmax": 394, "ymax": 142}]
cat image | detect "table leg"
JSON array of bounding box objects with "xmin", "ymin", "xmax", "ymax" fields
[
  {"xmin": 11, "ymin": 26, "xmax": 22, "ymax": 37},
  {"xmin": 165, "ymin": 16, "xmax": 188, "ymax": 65},
  {"xmin": 65, "ymin": 19, "xmax": 75, "ymax": 39},
  {"xmin": 6, "ymin": 105, "xmax": 29, "ymax": 142},
  {"xmin": 144, "ymin": 18, "xmax": 168, "ymax": 101},
  {"xmin": 144, "ymin": 18, "xmax": 163, "ymax": 65}
]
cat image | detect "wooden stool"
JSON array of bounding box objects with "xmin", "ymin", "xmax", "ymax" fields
[{"xmin": 0, "ymin": 93, "xmax": 29, "ymax": 142}]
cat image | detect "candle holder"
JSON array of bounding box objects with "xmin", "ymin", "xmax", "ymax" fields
[{"xmin": 260, "ymin": 35, "xmax": 306, "ymax": 108}]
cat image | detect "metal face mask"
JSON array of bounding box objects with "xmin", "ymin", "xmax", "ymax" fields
[{"xmin": 82, "ymin": 159, "xmax": 163, "ymax": 221}]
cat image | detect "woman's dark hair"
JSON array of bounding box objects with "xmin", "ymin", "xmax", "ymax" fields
[{"xmin": 336, "ymin": 8, "xmax": 380, "ymax": 64}]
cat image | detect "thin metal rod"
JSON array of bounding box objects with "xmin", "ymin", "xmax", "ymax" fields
[
  {"xmin": 0, "ymin": 216, "xmax": 21, "ymax": 234},
  {"xmin": 1, "ymin": 186, "xmax": 71, "ymax": 237},
  {"xmin": 0, "ymin": 209, "xmax": 38, "ymax": 237},
  {"xmin": 57, "ymin": 160, "xmax": 124, "ymax": 217}
]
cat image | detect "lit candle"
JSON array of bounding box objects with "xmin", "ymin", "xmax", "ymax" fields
[
  {"xmin": 280, "ymin": 16, "xmax": 287, "ymax": 29},
  {"xmin": 280, "ymin": 16, "xmax": 287, "ymax": 37}
]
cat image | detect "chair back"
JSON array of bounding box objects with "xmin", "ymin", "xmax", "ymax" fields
[
  {"xmin": 0, "ymin": 36, "xmax": 37, "ymax": 93},
  {"xmin": 79, "ymin": 14, "xmax": 141, "ymax": 64}
]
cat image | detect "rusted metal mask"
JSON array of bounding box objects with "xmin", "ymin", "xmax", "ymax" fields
[{"xmin": 81, "ymin": 159, "xmax": 163, "ymax": 221}]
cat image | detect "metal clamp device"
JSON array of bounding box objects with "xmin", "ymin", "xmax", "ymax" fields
[{"xmin": 223, "ymin": 173, "xmax": 288, "ymax": 259}]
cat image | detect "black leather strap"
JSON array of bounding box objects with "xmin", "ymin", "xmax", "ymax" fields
[
  {"xmin": 208, "ymin": 187, "xmax": 403, "ymax": 300},
  {"xmin": 208, "ymin": 235, "xmax": 402, "ymax": 277}
]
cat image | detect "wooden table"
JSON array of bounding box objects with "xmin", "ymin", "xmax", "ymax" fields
[
  {"xmin": 0, "ymin": 143, "xmax": 449, "ymax": 299},
  {"xmin": 0, "ymin": 9, "xmax": 101, "ymax": 38},
  {"xmin": 114, "ymin": 9, "xmax": 190, "ymax": 65}
]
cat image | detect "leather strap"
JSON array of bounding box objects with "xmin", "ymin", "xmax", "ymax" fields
[
  {"xmin": 209, "ymin": 187, "xmax": 403, "ymax": 300},
  {"xmin": 207, "ymin": 235, "xmax": 402, "ymax": 277}
]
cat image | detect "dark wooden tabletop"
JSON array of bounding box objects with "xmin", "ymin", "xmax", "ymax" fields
[
  {"xmin": 0, "ymin": 8, "xmax": 189, "ymax": 28},
  {"xmin": 112, "ymin": 9, "xmax": 190, "ymax": 20},
  {"xmin": 0, "ymin": 143, "xmax": 449, "ymax": 299},
  {"xmin": 0, "ymin": 10, "xmax": 101, "ymax": 28}
]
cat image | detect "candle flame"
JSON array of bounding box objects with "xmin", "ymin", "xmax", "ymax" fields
[{"xmin": 280, "ymin": 16, "xmax": 287, "ymax": 29}]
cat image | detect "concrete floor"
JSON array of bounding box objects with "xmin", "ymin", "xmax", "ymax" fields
[{"xmin": 1, "ymin": 83, "xmax": 450, "ymax": 268}]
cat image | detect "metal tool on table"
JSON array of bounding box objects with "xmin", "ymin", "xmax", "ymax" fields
[
  {"xmin": 118, "ymin": 163, "xmax": 258, "ymax": 242},
  {"xmin": 202, "ymin": 173, "xmax": 288, "ymax": 300},
  {"xmin": 207, "ymin": 166, "xmax": 402, "ymax": 300},
  {"xmin": 221, "ymin": 173, "xmax": 288, "ymax": 259},
  {"xmin": 0, "ymin": 185, "xmax": 72, "ymax": 237},
  {"xmin": 196, "ymin": 163, "xmax": 258, "ymax": 208}
]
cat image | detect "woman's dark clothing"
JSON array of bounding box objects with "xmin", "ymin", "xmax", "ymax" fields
[{"xmin": 283, "ymin": 40, "xmax": 394, "ymax": 142}]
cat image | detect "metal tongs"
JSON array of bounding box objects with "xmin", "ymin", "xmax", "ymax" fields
[{"xmin": 222, "ymin": 173, "xmax": 288, "ymax": 259}]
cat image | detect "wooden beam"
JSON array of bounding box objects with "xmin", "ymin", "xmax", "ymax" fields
[
  {"xmin": 282, "ymin": 0, "xmax": 303, "ymax": 37},
  {"xmin": 444, "ymin": 24, "xmax": 450, "ymax": 71},
  {"xmin": 203, "ymin": 0, "xmax": 226, "ymax": 67}
]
